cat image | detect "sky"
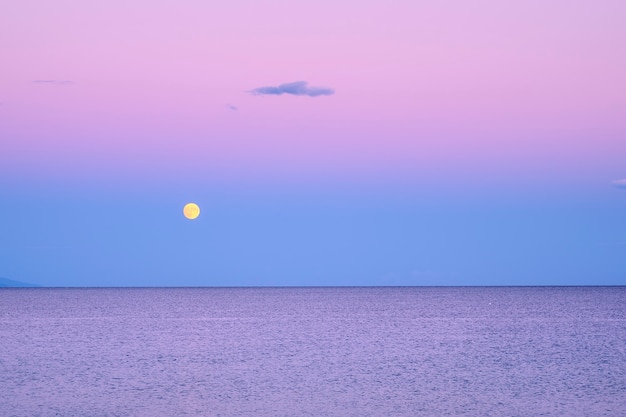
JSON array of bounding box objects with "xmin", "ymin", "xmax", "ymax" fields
[{"xmin": 1, "ymin": 0, "xmax": 625, "ymax": 286}]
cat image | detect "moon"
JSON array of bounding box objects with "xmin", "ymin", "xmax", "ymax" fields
[{"xmin": 183, "ymin": 203, "xmax": 200, "ymax": 220}]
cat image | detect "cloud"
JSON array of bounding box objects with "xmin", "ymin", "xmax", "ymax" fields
[
  {"xmin": 226, "ymin": 104, "xmax": 238, "ymax": 111},
  {"xmin": 612, "ymin": 179, "xmax": 626, "ymax": 189},
  {"xmin": 33, "ymin": 80, "xmax": 74, "ymax": 85},
  {"xmin": 249, "ymin": 81, "xmax": 334, "ymax": 97}
]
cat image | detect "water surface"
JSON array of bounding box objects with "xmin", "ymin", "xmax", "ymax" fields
[{"xmin": 1, "ymin": 287, "xmax": 625, "ymax": 416}]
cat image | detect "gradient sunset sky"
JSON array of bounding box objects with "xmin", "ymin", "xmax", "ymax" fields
[{"xmin": 1, "ymin": 0, "xmax": 625, "ymax": 286}]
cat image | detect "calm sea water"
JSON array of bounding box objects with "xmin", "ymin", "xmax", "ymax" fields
[{"xmin": 1, "ymin": 287, "xmax": 625, "ymax": 416}]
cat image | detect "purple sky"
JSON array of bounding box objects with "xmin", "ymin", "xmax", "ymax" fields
[
  {"xmin": 2, "ymin": 0, "xmax": 625, "ymax": 187},
  {"xmin": 1, "ymin": 1, "xmax": 625, "ymax": 286}
]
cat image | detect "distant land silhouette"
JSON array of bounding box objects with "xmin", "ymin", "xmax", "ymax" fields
[{"xmin": 0, "ymin": 277, "xmax": 41, "ymax": 288}]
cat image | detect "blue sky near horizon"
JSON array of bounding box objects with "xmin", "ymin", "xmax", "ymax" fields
[{"xmin": 1, "ymin": 182, "xmax": 625, "ymax": 287}]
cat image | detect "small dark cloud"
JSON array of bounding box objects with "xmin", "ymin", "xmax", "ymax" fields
[
  {"xmin": 249, "ymin": 81, "xmax": 334, "ymax": 97},
  {"xmin": 33, "ymin": 80, "xmax": 74, "ymax": 85},
  {"xmin": 612, "ymin": 179, "xmax": 626, "ymax": 189},
  {"xmin": 227, "ymin": 104, "xmax": 238, "ymax": 111}
]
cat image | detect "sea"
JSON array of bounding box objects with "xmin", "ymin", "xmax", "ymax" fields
[{"xmin": 1, "ymin": 287, "xmax": 625, "ymax": 417}]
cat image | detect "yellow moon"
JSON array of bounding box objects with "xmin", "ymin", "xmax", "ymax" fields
[{"xmin": 183, "ymin": 203, "xmax": 200, "ymax": 220}]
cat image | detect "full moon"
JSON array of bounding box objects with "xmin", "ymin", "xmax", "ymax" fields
[{"xmin": 183, "ymin": 203, "xmax": 200, "ymax": 220}]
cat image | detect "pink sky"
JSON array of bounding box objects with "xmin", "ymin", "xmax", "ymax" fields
[{"xmin": 2, "ymin": 0, "xmax": 625, "ymax": 188}]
